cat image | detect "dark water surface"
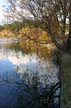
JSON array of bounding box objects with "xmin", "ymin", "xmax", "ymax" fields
[{"xmin": 0, "ymin": 38, "xmax": 59, "ymax": 108}]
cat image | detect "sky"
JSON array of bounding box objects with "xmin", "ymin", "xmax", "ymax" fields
[
  {"xmin": 0, "ymin": 0, "xmax": 33, "ymax": 25},
  {"xmin": 0, "ymin": 0, "xmax": 8, "ymax": 25}
]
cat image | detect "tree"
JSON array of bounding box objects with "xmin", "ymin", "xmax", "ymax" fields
[
  {"xmin": 5, "ymin": 0, "xmax": 71, "ymax": 107},
  {"xmin": 5, "ymin": 0, "xmax": 71, "ymax": 53}
]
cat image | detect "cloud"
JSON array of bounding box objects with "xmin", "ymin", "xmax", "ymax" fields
[
  {"xmin": 0, "ymin": 6, "xmax": 5, "ymax": 24},
  {"xmin": 0, "ymin": 0, "xmax": 8, "ymax": 25},
  {"xmin": 0, "ymin": 8, "xmax": 4, "ymax": 18},
  {"xmin": 0, "ymin": 0, "xmax": 34, "ymax": 25}
]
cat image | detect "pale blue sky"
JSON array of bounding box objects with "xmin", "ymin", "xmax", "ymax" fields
[
  {"xmin": 0, "ymin": 0, "xmax": 8, "ymax": 25},
  {"xmin": 0, "ymin": 0, "xmax": 34, "ymax": 25},
  {"xmin": 0, "ymin": 0, "xmax": 33, "ymax": 25}
]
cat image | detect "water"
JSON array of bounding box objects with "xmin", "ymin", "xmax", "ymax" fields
[{"xmin": 0, "ymin": 38, "xmax": 59, "ymax": 108}]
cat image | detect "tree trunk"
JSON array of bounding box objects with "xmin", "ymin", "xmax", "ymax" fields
[
  {"xmin": 66, "ymin": 2, "xmax": 71, "ymax": 53},
  {"xmin": 69, "ymin": 1, "xmax": 71, "ymax": 38}
]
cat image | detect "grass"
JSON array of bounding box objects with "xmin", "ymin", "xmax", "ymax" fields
[{"xmin": 61, "ymin": 54, "xmax": 71, "ymax": 108}]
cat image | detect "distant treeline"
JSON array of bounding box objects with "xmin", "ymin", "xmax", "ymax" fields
[{"xmin": 0, "ymin": 19, "xmax": 45, "ymax": 33}]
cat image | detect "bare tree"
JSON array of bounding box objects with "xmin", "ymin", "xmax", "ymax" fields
[
  {"xmin": 5, "ymin": 0, "xmax": 71, "ymax": 53},
  {"xmin": 4, "ymin": 1, "xmax": 71, "ymax": 107}
]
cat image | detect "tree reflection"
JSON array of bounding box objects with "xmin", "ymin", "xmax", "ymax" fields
[{"xmin": 0, "ymin": 40, "xmax": 60, "ymax": 108}]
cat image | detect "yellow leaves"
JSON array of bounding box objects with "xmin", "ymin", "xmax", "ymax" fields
[
  {"xmin": 0, "ymin": 25, "xmax": 55, "ymax": 59},
  {"xmin": 0, "ymin": 29, "xmax": 15, "ymax": 37},
  {"xmin": 0, "ymin": 24, "xmax": 50, "ymax": 42},
  {"xmin": 19, "ymin": 40, "xmax": 54, "ymax": 59},
  {"xmin": 19, "ymin": 26, "xmax": 50, "ymax": 42}
]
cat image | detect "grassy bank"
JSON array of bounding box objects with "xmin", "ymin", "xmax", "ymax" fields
[{"xmin": 61, "ymin": 54, "xmax": 71, "ymax": 108}]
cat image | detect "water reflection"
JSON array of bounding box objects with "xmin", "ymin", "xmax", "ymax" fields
[{"xmin": 0, "ymin": 38, "xmax": 59, "ymax": 108}]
